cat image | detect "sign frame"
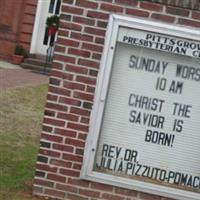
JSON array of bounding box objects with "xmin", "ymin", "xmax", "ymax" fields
[{"xmin": 81, "ymin": 14, "xmax": 200, "ymax": 200}]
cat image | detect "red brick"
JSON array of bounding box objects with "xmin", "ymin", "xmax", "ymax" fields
[
  {"xmin": 101, "ymin": 3, "xmax": 123, "ymax": 13},
  {"xmin": 102, "ymin": 193, "xmax": 124, "ymax": 200},
  {"xmin": 73, "ymin": 91, "xmax": 94, "ymax": 101},
  {"xmin": 36, "ymin": 164, "xmax": 57, "ymax": 173},
  {"xmin": 47, "ymin": 94, "xmax": 58, "ymax": 102},
  {"xmin": 87, "ymin": 10, "xmax": 109, "ymax": 19},
  {"xmin": 19, "ymin": 33, "xmax": 32, "ymax": 43},
  {"xmin": 75, "ymin": 147, "xmax": 84, "ymax": 155},
  {"xmin": 58, "ymin": 29, "xmax": 69, "ymax": 37},
  {"xmin": 67, "ymin": 122, "xmax": 89, "ymax": 132},
  {"xmin": 52, "ymin": 62, "xmax": 63, "ymax": 70},
  {"xmin": 65, "ymin": 64, "xmax": 88, "ymax": 74},
  {"xmin": 178, "ymin": 18, "xmax": 200, "ymax": 28},
  {"xmin": 70, "ymin": 32, "xmax": 93, "ymax": 42},
  {"xmin": 65, "ymin": 137, "xmax": 85, "ymax": 148},
  {"xmin": 41, "ymin": 133, "xmax": 63, "ymax": 143},
  {"xmin": 115, "ymin": 0, "xmax": 138, "ymax": 6},
  {"xmin": 73, "ymin": 16, "xmax": 95, "ymax": 25},
  {"xmin": 49, "ymin": 86, "xmax": 71, "ymax": 96},
  {"xmin": 63, "ymin": 0, "xmax": 74, "ymax": 4},
  {"xmin": 57, "ymin": 113, "xmax": 79, "ymax": 122},
  {"xmin": 50, "ymin": 159, "xmax": 72, "ymax": 168},
  {"xmin": 84, "ymin": 27, "xmax": 106, "ymax": 36},
  {"xmin": 26, "ymin": 0, "xmax": 38, "ymax": 6},
  {"xmin": 115, "ymin": 187, "xmax": 137, "ymax": 197},
  {"xmin": 22, "ymin": 24, "xmax": 33, "ymax": 33},
  {"xmin": 39, "ymin": 149, "xmax": 60, "ymax": 158},
  {"xmin": 42, "ymin": 125, "xmax": 53, "ymax": 133},
  {"xmin": 44, "ymin": 189, "xmax": 65, "ymax": 198},
  {"xmin": 54, "ymin": 45, "xmax": 65, "ymax": 53},
  {"xmin": 54, "ymin": 54, "xmax": 76, "ymax": 64},
  {"xmin": 34, "ymin": 179, "xmax": 54, "ymax": 188},
  {"xmin": 192, "ymin": 11, "xmax": 200, "ymax": 20},
  {"xmin": 54, "ymin": 128, "xmax": 77, "ymax": 138},
  {"xmin": 49, "ymin": 77, "xmax": 60, "ymax": 86},
  {"xmin": 76, "ymin": 75, "xmax": 96, "ymax": 85},
  {"xmin": 97, "ymin": 20, "xmax": 108, "ymax": 28},
  {"xmin": 62, "ymin": 5, "xmax": 83, "ymax": 15},
  {"xmin": 80, "ymin": 117, "xmax": 90, "ymax": 124},
  {"xmin": 57, "ymin": 38, "xmax": 79, "ymax": 47},
  {"xmin": 79, "ymin": 188, "xmax": 100, "ymax": 198},
  {"xmin": 95, "ymin": 37, "xmax": 105, "ymax": 45},
  {"xmin": 68, "ymin": 193, "xmax": 88, "ymax": 200},
  {"xmin": 63, "ymin": 153, "xmax": 83, "ymax": 162},
  {"xmin": 126, "ymin": 8, "xmax": 149, "ymax": 18},
  {"xmin": 60, "ymin": 168, "xmax": 80, "ymax": 177},
  {"xmin": 70, "ymin": 107, "xmax": 91, "ymax": 117},
  {"xmin": 86, "ymin": 86, "xmax": 95, "ymax": 93},
  {"xmin": 24, "ymin": 4, "xmax": 36, "ymax": 15},
  {"xmin": 43, "ymin": 117, "xmax": 65, "ymax": 127},
  {"xmin": 92, "ymin": 53, "xmax": 102, "ymax": 60},
  {"xmin": 166, "ymin": 6, "xmax": 189, "ymax": 17},
  {"xmin": 82, "ymin": 43, "xmax": 103, "ymax": 53},
  {"xmin": 78, "ymin": 58, "xmax": 99, "ymax": 69},
  {"xmin": 53, "ymin": 143, "xmax": 74, "ymax": 153},
  {"xmin": 78, "ymin": 133, "xmax": 87, "ymax": 140},
  {"xmin": 139, "ymin": 192, "xmax": 161, "ymax": 200},
  {"xmin": 68, "ymin": 178, "xmax": 90, "ymax": 187},
  {"xmin": 50, "ymin": 69, "xmax": 73, "ymax": 80},
  {"xmin": 151, "ymin": 13, "xmax": 175, "ymax": 23},
  {"xmin": 68, "ymin": 48, "xmax": 91, "ymax": 58},
  {"xmin": 140, "ymin": 1, "xmax": 163, "ymax": 11},
  {"xmin": 44, "ymin": 109, "xmax": 55, "ymax": 117},
  {"xmin": 56, "ymin": 183, "xmax": 78, "ymax": 193},
  {"xmin": 46, "ymin": 102, "xmax": 68, "ymax": 112},
  {"xmin": 73, "ymin": 163, "xmax": 82, "ymax": 170},
  {"xmin": 63, "ymin": 81, "xmax": 85, "ymax": 91},
  {"xmin": 91, "ymin": 182, "xmax": 113, "ymax": 192},
  {"xmin": 47, "ymin": 173, "xmax": 66, "ymax": 183},
  {"xmin": 76, "ymin": 0, "xmax": 98, "ymax": 9},
  {"xmin": 23, "ymin": 15, "xmax": 35, "ymax": 24},
  {"xmin": 59, "ymin": 96, "xmax": 81, "ymax": 106},
  {"xmin": 60, "ymin": 21, "xmax": 82, "ymax": 31}
]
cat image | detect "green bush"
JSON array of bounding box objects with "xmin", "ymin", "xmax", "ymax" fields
[
  {"xmin": 46, "ymin": 15, "xmax": 60, "ymax": 30},
  {"xmin": 14, "ymin": 45, "xmax": 28, "ymax": 57}
]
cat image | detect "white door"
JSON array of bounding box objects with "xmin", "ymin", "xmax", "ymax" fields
[{"xmin": 30, "ymin": 0, "xmax": 61, "ymax": 56}]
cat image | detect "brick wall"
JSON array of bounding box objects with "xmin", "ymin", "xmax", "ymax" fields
[
  {"xmin": 19, "ymin": 0, "xmax": 38, "ymax": 51},
  {"xmin": 33, "ymin": 0, "xmax": 200, "ymax": 200},
  {"xmin": 148, "ymin": 0, "xmax": 200, "ymax": 10},
  {"xmin": 0, "ymin": 0, "xmax": 37, "ymax": 60}
]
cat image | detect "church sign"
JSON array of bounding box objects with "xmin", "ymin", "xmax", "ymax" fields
[{"xmin": 81, "ymin": 15, "xmax": 200, "ymax": 200}]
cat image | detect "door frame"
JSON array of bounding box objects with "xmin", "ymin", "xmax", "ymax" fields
[{"xmin": 30, "ymin": 0, "xmax": 44, "ymax": 55}]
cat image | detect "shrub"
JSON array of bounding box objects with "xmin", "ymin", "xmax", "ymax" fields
[{"xmin": 14, "ymin": 45, "xmax": 28, "ymax": 57}]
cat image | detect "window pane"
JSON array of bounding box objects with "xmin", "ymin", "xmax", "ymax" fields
[
  {"xmin": 55, "ymin": 0, "xmax": 61, "ymax": 15},
  {"xmin": 49, "ymin": 0, "xmax": 55, "ymax": 13}
]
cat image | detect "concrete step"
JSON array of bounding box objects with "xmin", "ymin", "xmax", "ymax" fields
[
  {"xmin": 21, "ymin": 58, "xmax": 51, "ymax": 74},
  {"xmin": 23, "ymin": 58, "xmax": 46, "ymax": 66}
]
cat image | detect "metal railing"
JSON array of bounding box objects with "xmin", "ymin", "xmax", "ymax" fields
[{"xmin": 44, "ymin": 44, "xmax": 54, "ymax": 73}]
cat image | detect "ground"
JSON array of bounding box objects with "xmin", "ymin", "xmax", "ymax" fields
[{"xmin": 0, "ymin": 62, "xmax": 49, "ymax": 200}]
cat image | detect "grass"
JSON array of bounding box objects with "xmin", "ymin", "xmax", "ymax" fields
[{"xmin": 0, "ymin": 84, "xmax": 48, "ymax": 200}]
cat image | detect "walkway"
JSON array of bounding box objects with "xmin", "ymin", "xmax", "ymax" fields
[{"xmin": 0, "ymin": 61, "xmax": 49, "ymax": 90}]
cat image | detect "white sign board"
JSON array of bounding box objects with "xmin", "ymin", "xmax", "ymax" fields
[{"xmin": 81, "ymin": 15, "xmax": 200, "ymax": 200}]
